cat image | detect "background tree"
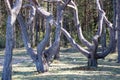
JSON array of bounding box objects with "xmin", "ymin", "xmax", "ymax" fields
[
  {"xmin": 117, "ymin": 0, "xmax": 120, "ymax": 63},
  {"xmin": 0, "ymin": 0, "xmax": 6, "ymax": 48}
]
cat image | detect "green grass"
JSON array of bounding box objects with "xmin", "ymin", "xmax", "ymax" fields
[{"xmin": 0, "ymin": 48, "xmax": 120, "ymax": 80}]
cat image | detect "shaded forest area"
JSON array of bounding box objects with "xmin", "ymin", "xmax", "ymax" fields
[{"xmin": 0, "ymin": 0, "xmax": 113, "ymax": 48}]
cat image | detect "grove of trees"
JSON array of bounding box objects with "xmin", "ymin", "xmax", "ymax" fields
[{"xmin": 0, "ymin": 0, "xmax": 120, "ymax": 80}]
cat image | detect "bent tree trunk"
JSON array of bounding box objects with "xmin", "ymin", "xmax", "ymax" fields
[
  {"xmin": 37, "ymin": 20, "xmax": 51, "ymax": 72},
  {"xmin": 61, "ymin": 27, "xmax": 99, "ymax": 67},
  {"xmin": 44, "ymin": 2, "xmax": 63, "ymax": 62},
  {"xmin": 17, "ymin": 14, "xmax": 39, "ymax": 71},
  {"xmin": 88, "ymin": 57, "xmax": 98, "ymax": 67},
  {"xmin": 17, "ymin": 14, "xmax": 50, "ymax": 72},
  {"xmin": 71, "ymin": 0, "xmax": 99, "ymax": 67},
  {"xmin": 61, "ymin": 0, "xmax": 114, "ymax": 68},
  {"xmin": 17, "ymin": 0, "xmax": 54, "ymax": 72}
]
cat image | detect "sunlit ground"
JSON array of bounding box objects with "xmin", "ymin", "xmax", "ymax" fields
[{"xmin": 0, "ymin": 48, "xmax": 120, "ymax": 80}]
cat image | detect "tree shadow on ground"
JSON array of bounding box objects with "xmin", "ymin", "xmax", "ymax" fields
[
  {"xmin": 60, "ymin": 48, "xmax": 79, "ymax": 53},
  {"xmin": 12, "ymin": 70, "xmax": 120, "ymax": 80},
  {"xmin": 1, "ymin": 48, "xmax": 120, "ymax": 80},
  {"xmin": 18, "ymin": 75, "xmax": 112, "ymax": 80},
  {"xmin": 60, "ymin": 66, "xmax": 97, "ymax": 71}
]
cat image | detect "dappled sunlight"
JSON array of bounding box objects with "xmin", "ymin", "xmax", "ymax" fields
[
  {"xmin": 99, "ymin": 64, "xmax": 120, "ymax": 69},
  {"xmin": 0, "ymin": 48, "xmax": 120, "ymax": 80},
  {"xmin": 13, "ymin": 66, "xmax": 35, "ymax": 72},
  {"xmin": 0, "ymin": 50, "xmax": 4, "ymax": 56},
  {"xmin": 12, "ymin": 71, "xmax": 119, "ymax": 80},
  {"xmin": 13, "ymin": 48, "xmax": 27, "ymax": 52}
]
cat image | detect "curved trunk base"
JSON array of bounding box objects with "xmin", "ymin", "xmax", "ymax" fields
[
  {"xmin": 35, "ymin": 56, "xmax": 48, "ymax": 73},
  {"xmin": 88, "ymin": 58, "xmax": 98, "ymax": 68},
  {"xmin": 54, "ymin": 52, "xmax": 60, "ymax": 60}
]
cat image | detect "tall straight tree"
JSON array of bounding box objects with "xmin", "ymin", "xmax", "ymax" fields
[
  {"xmin": 111, "ymin": 0, "xmax": 117, "ymax": 53},
  {"xmin": 117, "ymin": 0, "xmax": 120, "ymax": 63},
  {"xmin": 2, "ymin": 0, "xmax": 22, "ymax": 80}
]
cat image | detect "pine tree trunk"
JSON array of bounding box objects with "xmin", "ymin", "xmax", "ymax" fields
[
  {"xmin": 117, "ymin": 0, "xmax": 120, "ymax": 63},
  {"xmin": 111, "ymin": 0, "xmax": 117, "ymax": 53},
  {"xmin": 35, "ymin": 13, "xmax": 40, "ymax": 46}
]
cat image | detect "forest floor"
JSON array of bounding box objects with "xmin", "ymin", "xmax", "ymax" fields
[{"xmin": 0, "ymin": 48, "xmax": 120, "ymax": 80}]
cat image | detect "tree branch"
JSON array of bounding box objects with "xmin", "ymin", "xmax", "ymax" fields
[
  {"xmin": 70, "ymin": 0, "xmax": 93, "ymax": 50},
  {"xmin": 4, "ymin": 0, "xmax": 12, "ymax": 14},
  {"xmin": 43, "ymin": 2, "xmax": 63, "ymax": 63},
  {"xmin": 12, "ymin": 0, "xmax": 23, "ymax": 14},
  {"xmin": 62, "ymin": 0, "xmax": 71, "ymax": 10},
  {"xmin": 23, "ymin": 4, "xmax": 36, "ymax": 25},
  {"xmin": 61, "ymin": 27, "xmax": 91, "ymax": 58},
  {"xmin": 95, "ymin": 0, "xmax": 114, "ymax": 59},
  {"xmin": 92, "ymin": 0, "xmax": 105, "ymax": 51},
  {"xmin": 37, "ymin": 6, "xmax": 53, "ymax": 20},
  {"xmin": 97, "ymin": 28, "xmax": 114, "ymax": 58},
  {"xmin": 31, "ymin": 0, "xmax": 39, "ymax": 6},
  {"xmin": 104, "ymin": 16, "xmax": 113, "ymax": 29},
  {"xmin": 17, "ymin": 14, "xmax": 37, "ymax": 61}
]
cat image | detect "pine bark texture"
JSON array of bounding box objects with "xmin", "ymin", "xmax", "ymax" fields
[{"xmin": 117, "ymin": 0, "xmax": 120, "ymax": 62}]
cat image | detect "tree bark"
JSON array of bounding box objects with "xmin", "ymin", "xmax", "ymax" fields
[
  {"xmin": 101, "ymin": 25, "xmax": 106, "ymax": 52},
  {"xmin": 43, "ymin": 1, "xmax": 65, "ymax": 63},
  {"xmin": 2, "ymin": 15, "xmax": 14, "ymax": 80},
  {"xmin": 35, "ymin": 13, "xmax": 40, "ymax": 46},
  {"xmin": 61, "ymin": 27, "xmax": 91, "ymax": 58},
  {"xmin": 88, "ymin": 58, "xmax": 98, "ymax": 67},
  {"xmin": 65, "ymin": 0, "xmax": 114, "ymax": 67},
  {"xmin": 111, "ymin": 0, "xmax": 117, "ymax": 53},
  {"xmin": 17, "ymin": 1, "xmax": 54, "ymax": 72},
  {"xmin": 100, "ymin": 0, "xmax": 106, "ymax": 52},
  {"xmin": 117, "ymin": 0, "xmax": 120, "ymax": 63},
  {"xmin": 17, "ymin": 14, "xmax": 49, "ymax": 72},
  {"xmin": 37, "ymin": 20, "xmax": 51, "ymax": 72},
  {"xmin": 2, "ymin": 0, "xmax": 22, "ymax": 80}
]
